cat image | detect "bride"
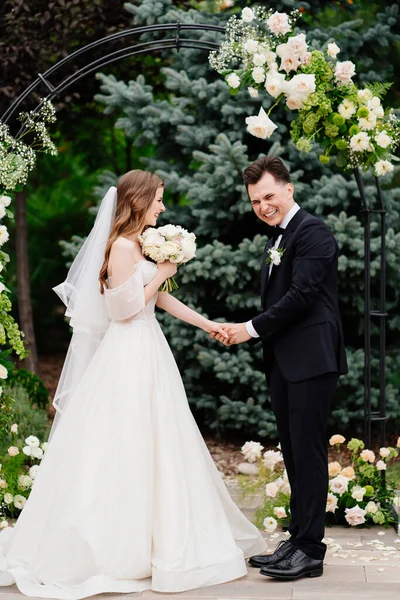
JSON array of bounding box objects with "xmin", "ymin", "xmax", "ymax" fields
[{"xmin": 0, "ymin": 170, "xmax": 266, "ymax": 599}]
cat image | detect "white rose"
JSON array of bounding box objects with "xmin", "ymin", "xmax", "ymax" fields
[
  {"xmin": 245, "ymin": 107, "xmax": 277, "ymax": 139},
  {"xmin": 267, "ymin": 11, "xmax": 291, "ymax": 35},
  {"xmin": 263, "ymin": 516, "xmax": 278, "ymax": 533},
  {"xmin": 286, "ymin": 73, "xmax": 316, "ymax": 99},
  {"xmin": 286, "ymin": 96, "xmax": 304, "ymax": 110},
  {"xmin": 253, "ymin": 53, "xmax": 267, "ymax": 67},
  {"xmin": 157, "ymin": 224, "xmax": 178, "ymax": 239},
  {"xmin": 371, "ymin": 105, "xmax": 384, "ymax": 118},
  {"xmin": 25, "ymin": 435, "xmax": 40, "ymax": 448},
  {"xmin": 345, "ymin": 505, "xmax": 366, "ymax": 526},
  {"xmin": 365, "ymin": 501, "xmax": 378, "ymax": 515},
  {"xmin": 0, "ymin": 365, "xmax": 8, "ymax": 379},
  {"xmin": 10, "ymin": 423, "xmax": 18, "ymax": 433},
  {"xmin": 252, "ymin": 67, "xmax": 266, "ymax": 84},
  {"xmin": 7, "ymin": 446, "xmax": 19, "ymax": 457},
  {"xmin": 0, "ymin": 521, "xmax": 8, "ymax": 530},
  {"xmin": 0, "ymin": 479, "xmax": 7, "ymax": 489},
  {"xmin": 241, "ymin": 441, "xmax": 264, "ymax": 462},
  {"xmin": 358, "ymin": 88, "xmax": 373, "ymax": 104},
  {"xmin": 180, "ymin": 239, "xmax": 196, "ymax": 261},
  {"xmin": 0, "ymin": 205, "xmax": 6, "ymax": 220},
  {"xmin": 244, "ymin": 39, "xmax": 258, "ymax": 54},
  {"xmin": 265, "ymin": 482, "xmax": 279, "ymax": 498},
  {"xmin": 379, "ymin": 447, "xmax": 390, "ymax": 458},
  {"xmin": 375, "ymin": 160, "xmax": 394, "ymax": 177},
  {"xmin": 0, "ymin": 226, "xmax": 9, "ymax": 247},
  {"xmin": 368, "ymin": 96, "xmax": 381, "ymax": 109},
  {"xmin": 265, "ymin": 72, "xmax": 286, "ymax": 99},
  {"xmin": 350, "ymin": 132, "xmax": 370, "ymax": 152},
  {"xmin": 263, "ymin": 449, "xmax": 283, "ymax": 471},
  {"xmin": 226, "ymin": 73, "xmax": 241, "ymax": 89},
  {"xmin": 276, "ymin": 44, "xmax": 301, "ymax": 74},
  {"xmin": 0, "ymin": 196, "xmax": 11, "ymax": 207},
  {"xmin": 4, "ymin": 493, "xmax": 13, "ymax": 504},
  {"xmin": 335, "ymin": 61, "xmax": 356, "ymax": 84},
  {"xmin": 23, "ymin": 446, "xmax": 32, "ymax": 456},
  {"xmin": 18, "ymin": 474, "xmax": 33, "ymax": 489},
  {"xmin": 280, "ymin": 479, "xmax": 291, "ymax": 494},
  {"xmin": 376, "ymin": 131, "xmax": 392, "ymax": 148},
  {"xmin": 326, "ymin": 492, "xmax": 338, "ymax": 513},
  {"xmin": 338, "ymin": 99, "xmax": 356, "ymax": 119},
  {"xmin": 241, "ymin": 7, "xmax": 254, "ymax": 22},
  {"xmin": 376, "ymin": 460, "xmax": 387, "ymax": 471},
  {"xmin": 29, "ymin": 465, "xmax": 40, "ymax": 479},
  {"xmin": 287, "ymin": 34, "xmax": 308, "ymax": 59},
  {"xmin": 327, "ymin": 42, "xmax": 340, "ymax": 58},
  {"xmin": 351, "ymin": 486, "xmax": 366, "ymax": 502},
  {"xmin": 248, "ymin": 87, "xmax": 259, "ymax": 98},
  {"xmin": 273, "ymin": 506, "xmax": 287, "ymax": 519},
  {"xmin": 269, "ymin": 249, "xmax": 282, "ymax": 265},
  {"xmin": 31, "ymin": 446, "xmax": 44, "ymax": 460},
  {"xmin": 329, "ymin": 474, "xmax": 349, "ymax": 496},
  {"xmin": 13, "ymin": 495, "xmax": 27, "ymax": 510}
]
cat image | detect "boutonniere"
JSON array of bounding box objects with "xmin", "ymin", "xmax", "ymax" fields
[{"xmin": 266, "ymin": 247, "xmax": 285, "ymax": 267}]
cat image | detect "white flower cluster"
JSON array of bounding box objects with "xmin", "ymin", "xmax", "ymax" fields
[
  {"xmin": 139, "ymin": 224, "xmax": 196, "ymax": 265},
  {"xmin": 0, "ymin": 100, "xmax": 57, "ymax": 192}
]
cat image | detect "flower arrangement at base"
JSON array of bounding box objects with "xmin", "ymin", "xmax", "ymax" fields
[
  {"xmin": 209, "ymin": 7, "xmax": 400, "ymax": 176},
  {"xmin": 238, "ymin": 435, "xmax": 400, "ymax": 532},
  {"xmin": 139, "ymin": 224, "xmax": 196, "ymax": 292},
  {"xmin": 0, "ymin": 424, "xmax": 48, "ymax": 528}
]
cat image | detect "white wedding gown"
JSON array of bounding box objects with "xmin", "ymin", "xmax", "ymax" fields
[{"xmin": 0, "ymin": 260, "xmax": 266, "ymax": 599}]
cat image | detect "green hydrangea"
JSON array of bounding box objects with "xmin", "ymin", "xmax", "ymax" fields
[
  {"xmin": 302, "ymin": 113, "xmax": 320, "ymax": 135},
  {"xmin": 324, "ymin": 122, "xmax": 339, "ymax": 138},
  {"xmin": 364, "ymin": 485, "xmax": 374, "ymax": 496},
  {"xmin": 301, "ymin": 50, "xmax": 333, "ymax": 83},
  {"xmin": 296, "ymin": 138, "xmax": 312, "ymax": 152},
  {"xmin": 372, "ymin": 511, "xmax": 385, "ymax": 525},
  {"xmin": 347, "ymin": 438, "xmax": 365, "ymax": 452},
  {"xmin": 290, "ymin": 119, "xmax": 303, "ymax": 143},
  {"xmin": 358, "ymin": 463, "xmax": 375, "ymax": 479}
]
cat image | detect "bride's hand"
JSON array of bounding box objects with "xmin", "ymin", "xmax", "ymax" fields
[
  {"xmin": 204, "ymin": 321, "xmax": 229, "ymax": 340},
  {"xmin": 157, "ymin": 261, "xmax": 178, "ymax": 281}
]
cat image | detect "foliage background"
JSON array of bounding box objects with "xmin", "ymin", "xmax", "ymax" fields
[{"xmin": 1, "ymin": 0, "xmax": 400, "ymax": 441}]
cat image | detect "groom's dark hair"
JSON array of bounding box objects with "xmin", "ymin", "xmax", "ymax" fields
[{"xmin": 243, "ymin": 156, "xmax": 291, "ymax": 188}]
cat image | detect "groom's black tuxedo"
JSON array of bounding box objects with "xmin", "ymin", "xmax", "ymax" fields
[{"xmin": 251, "ymin": 208, "xmax": 347, "ymax": 561}]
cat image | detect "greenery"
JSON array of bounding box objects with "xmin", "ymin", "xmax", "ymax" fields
[{"xmin": 239, "ymin": 436, "xmax": 400, "ymax": 530}]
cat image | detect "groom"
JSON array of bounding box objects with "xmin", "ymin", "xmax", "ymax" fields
[{"xmin": 213, "ymin": 156, "xmax": 347, "ymax": 581}]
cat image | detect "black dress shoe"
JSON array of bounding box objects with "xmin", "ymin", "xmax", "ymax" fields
[
  {"xmin": 248, "ymin": 540, "xmax": 294, "ymax": 568},
  {"xmin": 260, "ymin": 548, "xmax": 323, "ymax": 580}
]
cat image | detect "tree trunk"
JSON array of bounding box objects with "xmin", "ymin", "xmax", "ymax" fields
[{"xmin": 15, "ymin": 189, "xmax": 39, "ymax": 375}]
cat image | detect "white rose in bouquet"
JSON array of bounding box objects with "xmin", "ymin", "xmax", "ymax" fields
[{"xmin": 139, "ymin": 224, "xmax": 197, "ymax": 292}]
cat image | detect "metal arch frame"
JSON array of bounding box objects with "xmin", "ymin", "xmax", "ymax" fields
[
  {"xmin": 1, "ymin": 22, "xmax": 225, "ymax": 125},
  {"xmin": 0, "ymin": 22, "xmax": 387, "ymax": 447}
]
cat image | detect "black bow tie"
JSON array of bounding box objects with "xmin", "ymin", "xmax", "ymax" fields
[{"xmin": 270, "ymin": 226, "xmax": 285, "ymax": 241}]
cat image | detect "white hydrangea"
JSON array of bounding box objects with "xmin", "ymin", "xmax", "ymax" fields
[{"xmin": 241, "ymin": 7, "xmax": 254, "ymax": 22}]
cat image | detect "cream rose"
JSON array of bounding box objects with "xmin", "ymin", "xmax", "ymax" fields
[
  {"xmin": 341, "ymin": 466, "xmax": 355, "ymax": 480},
  {"xmin": 335, "ymin": 60, "xmax": 356, "ymax": 84},
  {"xmin": 345, "ymin": 505, "xmax": 366, "ymax": 526},
  {"xmin": 0, "ymin": 365, "xmax": 8, "ymax": 379},
  {"xmin": 244, "ymin": 39, "xmax": 258, "ymax": 54},
  {"xmin": 329, "ymin": 474, "xmax": 349, "ymax": 496},
  {"xmin": 351, "ymin": 486, "xmax": 366, "ymax": 502},
  {"xmin": 10, "ymin": 423, "xmax": 18, "ymax": 434},
  {"xmin": 245, "ymin": 107, "xmax": 277, "ymax": 140},
  {"xmin": 328, "ymin": 462, "xmax": 342, "ymax": 477},
  {"xmin": 241, "ymin": 441, "xmax": 264, "ymax": 462},
  {"xmin": 266, "ymin": 11, "xmax": 291, "ymax": 35},
  {"xmin": 326, "ymin": 492, "xmax": 338, "ymax": 513},
  {"xmin": 379, "ymin": 447, "xmax": 390, "ymax": 458},
  {"xmin": 273, "ymin": 506, "xmax": 287, "ymax": 519},
  {"xmin": 252, "ymin": 67, "xmax": 266, "ymax": 84},
  {"xmin": 7, "ymin": 446, "xmax": 19, "ymax": 457},
  {"xmin": 265, "ymin": 482, "xmax": 279, "ymax": 498},
  {"xmin": 226, "ymin": 73, "xmax": 240, "ymax": 89},
  {"xmin": 329, "ymin": 434, "xmax": 345, "ymax": 445},
  {"xmin": 265, "ymin": 72, "xmax": 286, "ymax": 99},
  {"xmin": 376, "ymin": 460, "xmax": 387, "ymax": 471},
  {"xmin": 327, "ymin": 42, "xmax": 340, "ymax": 58},
  {"xmin": 365, "ymin": 501, "xmax": 378, "ymax": 515},
  {"xmin": 360, "ymin": 449, "xmax": 375, "ymax": 463},
  {"xmin": 241, "ymin": 7, "xmax": 254, "ymax": 22}
]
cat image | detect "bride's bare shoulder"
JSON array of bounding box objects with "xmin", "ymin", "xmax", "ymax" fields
[{"xmin": 110, "ymin": 237, "xmax": 142, "ymax": 262}]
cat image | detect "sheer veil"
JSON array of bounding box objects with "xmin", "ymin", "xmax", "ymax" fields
[{"xmin": 50, "ymin": 186, "xmax": 117, "ymax": 437}]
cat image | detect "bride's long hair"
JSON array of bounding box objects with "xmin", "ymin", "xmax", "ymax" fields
[{"xmin": 99, "ymin": 169, "xmax": 163, "ymax": 293}]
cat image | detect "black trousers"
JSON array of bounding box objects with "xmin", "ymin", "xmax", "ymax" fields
[{"xmin": 269, "ymin": 360, "xmax": 339, "ymax": 561}]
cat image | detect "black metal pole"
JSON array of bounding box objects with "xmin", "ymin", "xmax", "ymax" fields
[{"xmin": 353, "ymin": 168, "xmax": 372, "ymax": 448}]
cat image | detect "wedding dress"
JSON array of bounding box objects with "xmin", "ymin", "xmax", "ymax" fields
[{"xmin": 0, "ymin": 259, "xmax": 266, "ymax": 599}]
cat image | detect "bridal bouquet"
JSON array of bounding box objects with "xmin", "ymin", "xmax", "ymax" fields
[
  {"xmin": 209, "ymin": 7, "xmax": 400, "ymax": 176},
  {"xmin": 139, "ymin": 224, "xmax": 196, "ymax": 292},
  {"xmin": 239, "ymin": 435, "xmax": 400, "ymax": 531}
]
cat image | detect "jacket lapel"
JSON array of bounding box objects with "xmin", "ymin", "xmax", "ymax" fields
[{"xmin": 261, "ymin": 208, "xmax": 307, "ymax": 305}]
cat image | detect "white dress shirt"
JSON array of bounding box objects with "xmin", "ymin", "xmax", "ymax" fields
[{"xmin": 246, "ymin": 203, "xmax": 301, "ymax": 338}]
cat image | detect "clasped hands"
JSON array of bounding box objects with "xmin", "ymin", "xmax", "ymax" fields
[{"xmin": 209, "ymin": 322, "xmax": 251, "ymax": 346}]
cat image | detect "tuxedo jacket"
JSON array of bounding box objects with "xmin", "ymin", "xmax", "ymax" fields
[{"xmin": 252, "ymin": 208, "xmax": 348, "ymax": 383}]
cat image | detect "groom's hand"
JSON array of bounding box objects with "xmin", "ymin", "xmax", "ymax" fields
[{"xmin": 210, "ymin": 323, "xmax": 251, "ymax": 346}]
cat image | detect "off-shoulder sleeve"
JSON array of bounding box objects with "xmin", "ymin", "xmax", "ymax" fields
[{"xmin": 104, "ymin": 266, "xmax": 145, "ymax": 321}]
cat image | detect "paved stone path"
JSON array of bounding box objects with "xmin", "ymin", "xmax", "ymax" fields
[{"xmin": 0, "ymin": 483, "xmax": 399, "ymax": 600}]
